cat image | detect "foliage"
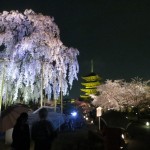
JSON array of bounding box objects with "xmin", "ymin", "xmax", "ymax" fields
[
  {"xmin": 91, "ymin": 78, "xmax": 150, "ymax": 110},
  {"xmin": 0, "ymin": 9, "xmax": 79, "ymax": 103}
]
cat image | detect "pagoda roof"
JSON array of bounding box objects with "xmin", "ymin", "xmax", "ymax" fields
[
  {"xmin": 81, "ymin": 88, "xmax": 97, "ymax": 94},
  {"xmin": 83, "ymin": 72, "xmax": 98, "ymax": 77},
  {"xmin": 82, "ymin": 73, "xmax": 101, "ymax": 81},
  {"xmin": 81, "ymin": 81, "xmax": 100, "ymax": 88}
]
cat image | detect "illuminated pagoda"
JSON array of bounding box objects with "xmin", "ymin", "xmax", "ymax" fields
[{"xmin": 80, "ymin": 60, "xmax": 101, "ymax": 101}]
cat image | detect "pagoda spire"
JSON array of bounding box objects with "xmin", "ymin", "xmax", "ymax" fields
[{"xmin": 91, "ymin": 59, "xmax": 93, "ymax": 73}]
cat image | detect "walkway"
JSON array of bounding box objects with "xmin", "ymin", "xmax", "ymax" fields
[
  {"xmin": 51, "ymin": 126, "xmax": 104, "ymax": 150},
  {"xmin": 0, "ymin": 125, "xmax": 104, "ymax": 150}
]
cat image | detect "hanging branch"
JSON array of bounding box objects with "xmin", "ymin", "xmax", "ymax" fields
[
  {"xmin": 0, "ymin": 63, "xmax": 5, "ymax": 116},
  {"xmin": 0, "ymin": 9, "xmax": 79, "ymax": 106}
]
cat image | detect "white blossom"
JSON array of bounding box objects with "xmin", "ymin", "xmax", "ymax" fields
[
  {"xmin": 0, "ymin": 9, "xmax": 79, "ymax": 103},
  {"xmin": 91, "ymin": 78, "xmax": 150, "ymax": 110}
]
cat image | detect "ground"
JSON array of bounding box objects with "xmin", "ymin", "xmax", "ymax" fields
[
  {"xmin": 1, "ymin": 112, "xmax": 150, "ymax": 150},
  {"xmin": 0, "ymin": 125, "xmax": 103, "ymax": 150}
]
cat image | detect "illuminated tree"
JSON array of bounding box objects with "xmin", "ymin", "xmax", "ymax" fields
[
  {"xmin": 123, "ymin": 78, "xmax": 150, "ymax": 107},
  {"xmin": 0, "ymin": 10, "xmax": 79, "ymax": 107},
  {"xmin": 91, "ymin": 80, "xmax": 124, "ymax": 110},
  {"xmin": 91, "ymin": 78, "xmax": 150, "ymax": 111}
]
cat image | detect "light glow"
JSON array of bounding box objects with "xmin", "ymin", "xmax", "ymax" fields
[
  {"xmin": 146, "ymin": 122, "xmax": 149, "ymax": 126},
  {"xmin": 85, "ymin": 117, "xmax": 88, "ymax": 120},
  {"xmin": 71, "ymin": 111, "xmax": 77, "ymax": 117},
  {"xmin": 121, "ymin": 134, "xmax": 124, "ymax": 139}
]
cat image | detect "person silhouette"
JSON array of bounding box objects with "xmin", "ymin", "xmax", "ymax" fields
[
  {"xmin": 31, "ymin": 108, "xmax": 56, "ymax": 150},
  {"xmin": 11, "ymin": 112, "xmax": 30, "ymax": 150}
]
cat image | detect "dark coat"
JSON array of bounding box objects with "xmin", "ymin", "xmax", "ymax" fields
[
  {"xmin": 31, "ymin": 120, "xmax": 56, "ymax": 150},
  {"xmin": 11, "ymin": 123, "xmax": 30, "ymax": 150}
]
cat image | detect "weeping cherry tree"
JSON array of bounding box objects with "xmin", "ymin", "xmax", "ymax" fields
[{"xmin": 0, "ymin": 9, "xmax": 79, "ymax": 111}]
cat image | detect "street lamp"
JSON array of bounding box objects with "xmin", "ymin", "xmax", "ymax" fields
[{"xmin": 96, "ymin": 106, "xmax": 102, "ymax": 130}]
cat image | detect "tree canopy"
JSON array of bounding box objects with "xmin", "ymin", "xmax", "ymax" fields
[
  {"xmin": 91, "ymin": 78, "xmax": 150, "ymax": 111},
  {"xmin": 0, "ymin": 9, "xmax": 79, "ymax": 104}
]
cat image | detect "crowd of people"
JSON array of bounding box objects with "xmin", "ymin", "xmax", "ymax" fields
[
  {"xmin": 10, "ymin": 107, "xmax": 126, "ymax": 150},
  {"xmin": 11, "ymin": 108, "xmax": 57, "ymax": 150}
]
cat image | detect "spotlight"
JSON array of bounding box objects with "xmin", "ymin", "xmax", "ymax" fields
[{"xmin": 71, "ymin": 111, "xmax": 77, "ymax": 117}]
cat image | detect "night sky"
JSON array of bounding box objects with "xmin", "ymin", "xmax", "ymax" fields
[{"xmin": 0, "ymin": 0, "xmax": 150, "ymax": 98}]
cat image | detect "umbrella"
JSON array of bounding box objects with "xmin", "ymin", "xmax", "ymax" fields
[
  {"xmin": 101, "ymin": 110, "xmax": 130, "ymax": 129},
  {"xmin": 0, "ymin": 104, "xmax": 30, "ymax": 132},
  {"xmin": 28, "ymin": 106, "xmax": 65, "ymax": 130}
]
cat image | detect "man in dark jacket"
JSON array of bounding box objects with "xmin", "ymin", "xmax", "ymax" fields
[{"xmin": 31, "ymin": 108, "xmax": 56, "ymax": 150}]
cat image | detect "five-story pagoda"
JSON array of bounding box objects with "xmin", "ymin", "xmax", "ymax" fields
[{"xmin": 80, "ymin": 60, "xmax": 101, "ymax": 101}]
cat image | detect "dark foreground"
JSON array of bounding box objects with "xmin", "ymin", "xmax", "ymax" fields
[
  {"xmin": 0, "ymin": 126, "xmax": 103, "ymax": 150},
  {"xmin": 1, "ymin": 122, "xmax": 150, "ymax": 150}
]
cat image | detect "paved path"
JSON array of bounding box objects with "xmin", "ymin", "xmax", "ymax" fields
[
  {"xmin": 2, "ymin": 122, "xmax": 150, "ymax": 150},
  {"xmin": 0, "ymin": 126, "xmax": 104, "ymax": 150},
  {"xmin": 126, "ymin": 122, "xmax": 150, "ymax": 150},
  {"xmin": 51, "ymin": 126, "xmax": 104, "ymax": 150}
]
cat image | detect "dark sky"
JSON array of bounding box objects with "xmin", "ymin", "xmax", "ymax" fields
[{"xmin": 0, "ymin": 0, "xmax": 150, "ymax": 98}]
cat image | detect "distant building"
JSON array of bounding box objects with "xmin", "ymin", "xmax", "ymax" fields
[{"xmin": 80, "ymin": 60, "xmax": 101, "ymax": 101}]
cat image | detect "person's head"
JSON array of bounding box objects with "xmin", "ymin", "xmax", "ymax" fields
[
  {"xmin": 39, "ymin": 108, "xmax": 48, "ymax": 120},
  {"xmin": 17, "ymin": 112, "xmax": 28, "ymax": 125}
]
